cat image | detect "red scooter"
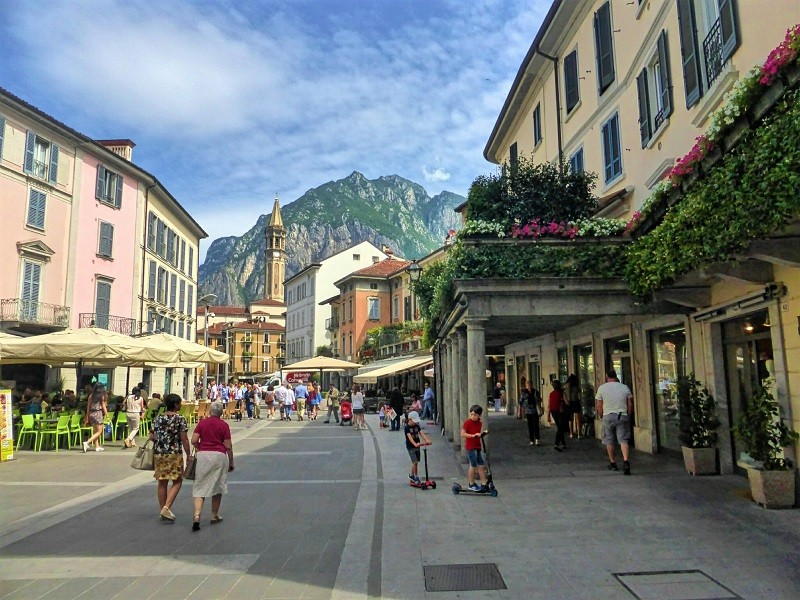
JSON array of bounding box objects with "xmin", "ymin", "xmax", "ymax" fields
[{"xmin": 409, "ymin": 443, "xmax": 437, "ymax": 490}]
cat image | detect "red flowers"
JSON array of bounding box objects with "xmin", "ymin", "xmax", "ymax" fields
[{"xmin": 760, "ymin": 25, "xmax": 800, "ymax": 86}]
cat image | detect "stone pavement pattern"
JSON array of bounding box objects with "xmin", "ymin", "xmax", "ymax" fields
[{"xmin": 1, "ymin": 412, "xmax": 799, "ymax": 599}]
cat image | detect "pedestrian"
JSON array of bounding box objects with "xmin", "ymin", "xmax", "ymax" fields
[
  {"xmin": 191, "ymin": 401, "xmax": 234, "ymax": 531},
  {"xmin": 516, "ymin": 376, "xmax": 526, "ymax": 419},
  {"xmin": 283, "ymin": 383, "xmax": 295, "ymax": 421},
  {"xmin": 548, "ymin": 380, "xmax": 567, "ymax": 451},
  {"xmin": 421, "ymin": 381, "xmax": 435, "ymax": 420},
  {"xmin": 323, "ymin": 385, "xmax": 340, "ymax": 423},
  {"xmin": 492, "ymin": 382, "xmax": 504, "ymax": 412},
  {"xmin": 244, "ymin": 384, "xmax": 255, "ymax": 419},
  {"xmin": 351, "ymin": 384, "xmax": 366, "ymax": 430},
  {"xmin": 404, "ymin": 411, "xmax": 431, "ymax": 484},
  {"xmin": 274, "ymin": 381, "xmax": 288, "ymax": 420},
  {"xmin": 82, "ymin": 383, "xmax": 108, "ymax": 453},
  {"xmin": 220, "ymin": 382, "xmax": 229, "ymax": 413},
  {"xmin": 460, "ymin": 405, "xmax": 488, "ymax": 491},
  {"xmin": 565, "ymin": 374, "xmax": 582, "ymax": 438},
  {"xmin": 123, "ymin": 386, "xmax": 145, "ymax": 448},
  {"xmin": 265, "ymin": 384, "xmax": 276, "ymax": 419},
  {"xmin": 308, "ymin": 383, "xmax": 320, "ymax": 420},
  {"xmin": 520, "ymin": 380, "xmax": 541, "ymax": 446},
  {"xmin": 294, "ymin": 380, "xmax": 308, "ymax": 421},
  {"xmin": 596, "ymin": 369, "xmax": 634, "ymax": 475},
  {"xmin": 149, "ymin": 393, "xmax": 191, "ymax": 522},
  {"xmin": 389, "ymin": 386, "xmax": 404, "ymax": 431}
]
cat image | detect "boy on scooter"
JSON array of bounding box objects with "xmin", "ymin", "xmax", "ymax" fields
[
  {"xmin": 405, "ymin": 411, "xmax": 431, "ymax": 484},
  {"xmin": 461, "ymin": 405, "xmax": 488, "ymax": 491}
]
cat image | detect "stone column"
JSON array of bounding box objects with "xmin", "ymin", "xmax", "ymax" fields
[
  {"xmin": 448, "ymin": 333, "xmax": 460, "ymax": 450},
  {"xmin": 465, "ymin": 318, "xmax": 488, "ymax": 418},
  {"xmin": 456, "ymin": 326, "xmax": 468, "ymax": 451}
]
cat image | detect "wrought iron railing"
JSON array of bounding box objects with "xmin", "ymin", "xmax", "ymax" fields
[
  {"xmin": 703, "ymin": 18, "xmax": 724, "ymax": 88},
  {"xmin": 654, "ymin": 107, "xmax": 666, "ymax": 130},
  {"xmin": 79, "ymin": 312, "xmax": 137, "ymax": 335},
  {"xmin": 0, "ymin": 298, "xmax": 70, "ymax": 327},
  {"xmin": 325, "ymin": 317, "xmax": 340, "ymax": 331}
]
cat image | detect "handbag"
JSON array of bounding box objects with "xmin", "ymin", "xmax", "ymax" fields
[
  {"xmin": 130, "ymin": 440, "xmax": 154, "ymax": 470},
  {"xmin": 183, "ymin": 449, "xmax": 197, "ymax": 480},
  {"xmin": 537, "ymin": 402, "xmax": 544, "ymax": 418}
]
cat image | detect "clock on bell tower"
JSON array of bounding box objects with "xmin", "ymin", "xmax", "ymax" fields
[{"xmin": 265, "ymin": 195, "xmax": 286, "ymax": 301}]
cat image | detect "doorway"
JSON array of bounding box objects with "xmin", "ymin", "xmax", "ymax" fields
[
  {"xmin": 605, "ymin": 336, "xmax": 634, "ymax": 447},
  {"xmin": 649, "ymin": 327, "xmax": 687, "ymax": 454}
]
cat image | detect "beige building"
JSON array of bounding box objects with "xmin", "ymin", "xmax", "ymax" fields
[{"xmin": 432, "ymin": 0, "xmax": 800, "ymax": 482}]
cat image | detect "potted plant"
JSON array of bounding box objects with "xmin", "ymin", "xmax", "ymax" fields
[
  {"xmin": 733, "ymin": 386, "xmax": 799, "ymax": 508},
  {"xmin": 677, "ymin": 375, "xmax": 720, "ymax": 476}
]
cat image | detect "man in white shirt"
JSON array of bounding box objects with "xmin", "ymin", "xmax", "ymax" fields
[
  {"xmin": 283, "ymin": 383, "xmax": 296, "ymax": 421},
  {"xmin": 595, "ymin": 369, "xmax": 634, "ymax": 475}
]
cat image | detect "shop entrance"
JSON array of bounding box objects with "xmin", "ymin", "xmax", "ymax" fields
[
  {"xmin": 605, "ymin": 336, "xmax": 634, "ymax": 447},
  {"xmin": 650, "ymin": 327, "xmax": 687, "ymax": 455}
]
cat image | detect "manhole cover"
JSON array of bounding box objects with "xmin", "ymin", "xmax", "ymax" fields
[
  {"xmin": 423, "ymin": 563, "xmax": 507, "ymax": 592},
  {"xmin": 615, "ymin": 570, "xmax": 741, "ymax": 599}
]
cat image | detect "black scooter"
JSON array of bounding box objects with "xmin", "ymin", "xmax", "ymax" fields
[
  {"xmin": 452, "ymin": 431, "xmax": 497, "ymax": 497},
  {"xmin": 409, "ymin": 443, "xmax": 437, "ymax": 490}
]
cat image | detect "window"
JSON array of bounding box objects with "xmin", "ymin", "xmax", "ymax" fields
[
  {"xmin": 167, "ymin": 229, "xmax": 176, "ymax": 265},
  {"xmin": 148, "ymin": 260, "xmax": 156, "ymax": 300},
  {"xmin": 601, "ymin": 113, "xmax": 622, "ymax": 183},
  {"xmin": 178, "ymin": 321, "xmax": 185, "ymax": 338},
  {"xmin": 147, "ymin": 212, "xmax": 157, "ymax": 250},
  {"xmin": 0, "ymin": 116, "xmax": 6, "ymax": 161},
  {"xmin": 569, "ymin": 148, "xmax": 585, "ymax": 174},
  {"xmin": 24, "ymin": 132, "xmax": 58, "ymax": 184},
  {"xmin": 147, "ymin": 309, "xmax": 157, "ymax": 333},
  {"xmin": 262, "ymin": 360, "xmax": 269, "ymax": 372},
  {"xmin": 179, "ymin": 280, "xmax": 186, "ymax": 313},
  {"xmin": 353, "ymin": 254, "xmax": 361, "ymax": 261},
  {"xmin": 20, "ymin": 259, "xmax": 42, "ymax": 321},
  {"xmin": 369, "ymin": 283, "xmax": 378, "ymax": 290},
  {"xmin": 157, "ymin": 267, "xmax": 167, "ymax": 304},
  {"xmin": 404, "ymin": 296, "xmax": 412, "ymax": 321},
  {"xmin": 186, "ymin": 285, "xmax": 194, "ymax": 317},
  {"xmin": 509, "ymin": 142, "xmax": 518, "ymax": 175},
  {"xmin": 638, "ymin": 30, "xmax": 674, "ymax": 147},
  {"xmin": 564, "ymin": 50, "xmax": 580, "ymax": 113},
  {"xmin": 95, "ymin": 279, "xmax": 112, "ymax": 329},
  {"xmin": 97, "ymin": 222, "xmax": 114, "ymax": 258},
  {"xmin": 156, "ymin": 220, "xmax": 165, "ymax": 257},
  {"xmin": 188, "ymin": 247, "xmax": 194, "ymax": 278},
  {"xmin": 532, "ymin": 104, "xmax": 542, "ymax": 146},
  {"xmin": 186, "ymin": 322, "xmax": 191, "ymax": 341},
  {"xmin": 368, "ymin": 297, "xmax": 380, "ymax": 320},
  {"xmin": 372, "ymin": 255, "xmax": 379, "ymax": 263},
  {"xmin": 348, "ymin": 299, "xmax": 353, "ymax": 321},
  {"xmin": 393, "ymin": 296, "xmax": 399, "ymax": 321},
  {"xmin": 180, "ymin": 239, "xmax": 186, "ymax": 272},
  {"xmin": 263, "ymin": 333, "xmax": 270, "ymax": 343},
  {"xmin": 593, "ymin": 2, "xmax": 616, "ymax": 95},
  {"xmin": 95, "ymin": 166, "xmax": 123, "ymax": 208},
  {"xmin": 26, "ymin": 189, "xmax": 46, "ymax": 230},
  {"xmin": 676, "ymin": 0, "xmax": 739, "ymax": 108}
]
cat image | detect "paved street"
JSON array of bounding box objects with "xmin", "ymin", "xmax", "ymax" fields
[{"xmin": 1, "ymin": 412, "xmax": 799, "ymax": 599}]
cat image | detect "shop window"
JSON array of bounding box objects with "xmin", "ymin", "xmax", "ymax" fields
[{"xmin": 650, "ymin": 326, "xmax": 687, "ymax": 454}]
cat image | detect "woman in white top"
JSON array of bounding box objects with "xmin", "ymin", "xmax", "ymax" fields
[
  {"xmin": 123, "ymin": 387, "xmax": 145, "ymax": 448},
  {"xmin": 351, "ymin": 384, "xmax": 366, "ymax": 430}
]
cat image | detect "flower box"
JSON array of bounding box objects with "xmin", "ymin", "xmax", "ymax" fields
[
  {"xmin": 751, "ymin": 79, "xmax": 786, "ymax": 122},
  {"xmin": 681, "ymin": 446, "xmax": 718, "ymax": 476},
  {"xmin": 722, "ymin": 118, "xmax": 751, "ymax": 153},
  {"xmin": 784, "ymin": 61, "xmax": 800, "ymax": 87},
  {"xmin": 746, "ymin": 468, "xmax": 796, "ymax": 509}
]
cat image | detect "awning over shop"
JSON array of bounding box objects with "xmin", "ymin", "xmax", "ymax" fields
[{"xmin": 354, "ymin": 355, "xmax": 433, "ymax": 384}]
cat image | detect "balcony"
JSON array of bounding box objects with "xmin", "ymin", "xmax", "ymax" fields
[
  {"xmin": 703, "ymin": 18, "xmax": 724, "ymax": 88},
  {"xmin": 0, "ymin": 298, "xmax": 70, "ymax": 332},
  {"xmin": 79, "ymin": 313, "xmax": 138, "ymax": 336},
  {"xmin": 325, "ymin": 317, "xmax": 340, "ymax": 331}
]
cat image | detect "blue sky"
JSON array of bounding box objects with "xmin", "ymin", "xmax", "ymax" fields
[{"xmin": 0, "ymin": 0, "xmax": 549, "ymax": 260}]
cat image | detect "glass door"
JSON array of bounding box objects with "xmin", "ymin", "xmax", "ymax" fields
[
  {"xmin": 573, "ymin": 343, "xmax": 595, "ymax": 418},
  {"xmin": 650, "ymin": 327, "xmax": 687, "ymax": 454}
]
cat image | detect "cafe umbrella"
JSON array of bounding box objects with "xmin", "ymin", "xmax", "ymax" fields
[{"xmin": 281, "ymin": 356, "xmax": 362, "ymax": 387}]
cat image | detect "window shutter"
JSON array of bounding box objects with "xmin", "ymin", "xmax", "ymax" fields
[
  {"xmin": 148, "ymin": 260, "xmax": 156, "ymax": 300},
  {"xmin": 677, "ymin": 0, "xmax": 702, "ymax": 108},
  {"xmin": 509, "ymin": 142, "xmax": 518, "ymax": 175},
  {"xmin": 564, "ymin": 51, "xmax": 579, "ymax": 112},
  {"xmin": 27, "ymin": 189, "xmax": 46, "ymax": 229},
  {"xmin": 147, "ymin": 212, "xmax": 156, "ymax": 250},
  {"xmin": 48, "ymin": 145, "xmax": 59, "ymax": 184},
  {"xmin": 187, "ymin": 286, "xmax": 194, "ymax": 317},
  {"xmin": 99, "ymin": 222, "xmax": 114, "ymax": 257},
  {"xmin": 170, "ymin": 274, "xmax": 177, "ymax": 309},
  {"xmin": 188, "ymin": 247, "xmax": 194, "ymax": 278},
  {"xmin": 718, "ymin": 0, "xmax": 739, "ymax": 62},
  {"xmin": 657, "ymin": 30, "xmax": 673, "ymax": 119},
  {"xmin": 180, "ymin": 280, "xmax": 186, "ymax": 313},
  {"xmin": 0, "ymin": 116, "xmax": 6, "ymax": 161},
  {"xmin": 24, "ymin": 131, "xmax": 35, "ymax": 174},
  {"xmin": 95, "ymin": 281, "xmax": 111, "ymax": 327},
  {"xmin": 637, "ymin": 69, "xmax": 652, "ymax": 147},
  {"xmin": 96, "ymin": 166, "xmax": 106, "ymax": 200},
  {"xmin": 22, "ymin": 261, "xmax": 41, "ymax": 304},
  {"xmin": 114, "ymin": 173, "xmax": 123, "ymax": 208},
  {"xmin": 594, "ymin": 3, "xmax": 615, "ymax": 94}
]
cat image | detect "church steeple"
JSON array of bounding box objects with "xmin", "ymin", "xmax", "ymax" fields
[{"xmin": 265, "ymin": 195, "xmax": 286, "ymax": 301}]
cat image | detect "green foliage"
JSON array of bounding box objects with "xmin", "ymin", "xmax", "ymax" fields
[
  {"xmin": 411, "ymin": 259, "xmax": 455, "ymax": 346},
  {"xmin": 466, "ymin": 158, "xmax": 597, "ymax": 226},
  {"xmin": 676, "ymin": 375, "xmax": 720, "ymax": 448},
  {"xmin": 733, "ymin": 386, "xmax": 799, "ymax": 470},
  {"xmin": 625, "ymin": 87, "xmax": 800, "ymax": 297},
  {"xmin": 315, "ymin": 345, "xmax": 333, "ymax": 357}
]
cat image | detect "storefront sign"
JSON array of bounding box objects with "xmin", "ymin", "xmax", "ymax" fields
[
  {"xmin": 285, "ymin": 371, "xmax": 313, "ymax": 384},
  {"xmin": 0, "ymin": 389, "xmax": 13, "ymax": 462}
]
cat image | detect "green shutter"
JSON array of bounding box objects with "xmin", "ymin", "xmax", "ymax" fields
[
  {"xmin": 657, "ymin": 30, "xmax": 673, "ymax": 119},
  {"xmin": 48, "ymin": 145, "xmax": 59, "ymax": 184},
  {"xmin": 637, "ymin": 69, "xmax": 652, "ymax": 148},
  {"xmin": 677, "ymin": 0, "xmax": 702, "ymax": 108},
  {"xmin": 23, "ymin": 131, "xmax": 35, "ymax": 174},
  {"xmin": 594, "ymin": 3, "xmax": 615, "ymax": 94},
  {"xmin": 564, "ymin": 51, "xmax": 579, "ymax": 112},
  {"xmin": 96, "ymin": 165, "xmax": 106, "ymax": 199},
  {"xmin": 718, "ymin": 0, "xmax": 739, "ymax": 62},
  {"xmin": 0, "ymin": 116, "xmax": 6, "ymax": 162}
]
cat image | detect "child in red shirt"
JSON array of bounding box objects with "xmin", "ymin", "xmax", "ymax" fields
[{"xmin": 460, "ymin": 405, "xmax": 488, "ymax": 491}]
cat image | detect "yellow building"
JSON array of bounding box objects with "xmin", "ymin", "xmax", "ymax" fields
[{"xmin": 432, "ymin": 1, "xmax": 800, "ymax": 481}]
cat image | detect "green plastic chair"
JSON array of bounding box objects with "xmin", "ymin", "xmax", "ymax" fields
[
  {"xmin": 112, "ymin": 412, "xmax": 128, "ymax": 442},
  {"xmin": 16, "ymin": 414, "xmax": 40, "ymax": 451},
  {"xmin": 38, "ymin": 414, "xmax": 71, "ymax": 451},
  {"xmin": 68, "ymin": 413, "xmax": 83, "ymax": 446},
  {"xmin": 139, "ymin": 409, "xmax": 154, "ymax": 436}
]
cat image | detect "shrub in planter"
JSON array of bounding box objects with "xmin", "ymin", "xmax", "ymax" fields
[
  {"xmin": 677, "ymin": 375, "xmax": 720, "ymax": 475},
  {"xmin": 733, "ymin": 386, "xmax": 799, "ymax": 508}
]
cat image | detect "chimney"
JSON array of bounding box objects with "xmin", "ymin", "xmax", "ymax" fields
[
  {"xmin": 381, "ymin": 244, "xmax": 394, "ymax": 257},
  {"xmin": 96, "ymin": 139, "xmax": 136, "ymax": 162}
]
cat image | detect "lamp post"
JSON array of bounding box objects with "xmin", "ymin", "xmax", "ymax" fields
[
  {"xmin": 407, "ymin": 260, "xmax": 423, "ymax": 283},
  {"xmin": 198, "ymin": 293, "xmax": 217, "ymax": 397}
]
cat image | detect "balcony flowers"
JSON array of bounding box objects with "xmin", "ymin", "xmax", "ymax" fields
[
  {"xmin": 667, "ymin": 135, "xmax": 714, "ymax": 183},
  {"xmin": 509, "ymin": 217, "xmax": 627, "ymax": 239},
  {"xmin": 460, "ymin": 219, "xmax": 507, "ymax": 238},
  {"xmin": 760, "ymin": 24, "xmax": 800, "ymax": 85}
]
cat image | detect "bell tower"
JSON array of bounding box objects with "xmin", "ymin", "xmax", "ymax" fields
[{"xmin": 265, "ymin": 195, "xmax": 286, "ymax": 301}]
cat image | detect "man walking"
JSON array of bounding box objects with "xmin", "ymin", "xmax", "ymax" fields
[
  {"xmin": 595, "ymin": 369, "xmax": 634, "ymax": 475},
  {"xmin": 420, "ymin": 381, "xmax": 435, "ymax": 421},
  {"xmin": 294, "ymin": 380, "xmax": 308, "ymax": 421}
]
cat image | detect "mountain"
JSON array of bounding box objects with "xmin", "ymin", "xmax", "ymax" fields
[{"xmin": 198, "ymin": 171, "xmax": 464, "ymax": 305}]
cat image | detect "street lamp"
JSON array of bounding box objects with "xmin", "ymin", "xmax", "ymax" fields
[
  {"xmin": 407, "ymin": 260, "xmax": 422, "ymax": 282},
  {"xmin": 198, "ymin": 293, "xmax": 217, "ymax": 396}
]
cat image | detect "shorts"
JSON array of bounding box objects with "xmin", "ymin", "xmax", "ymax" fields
[
  {"xmin": 353, "ymin": 408, "xmax": 365, "ymax": 415},
  {"xmin": 466, "ymin": 449, "xmax": 485, "ymax": 468},
  {"xmin": 407, "ymin": 447, "xmax": 421, "ymax": 463},
  {"xmin": 602, "ymin": 413, "xmax": 631, "ymax": 445},
  {"xmin": 154, "ymin": 453, "xmax": 184, "ymax": 481}
]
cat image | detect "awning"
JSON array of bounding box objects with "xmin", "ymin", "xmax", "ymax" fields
[{"xmin": 353, "ymin": 355, "xmax": 433, "ymax": 384}]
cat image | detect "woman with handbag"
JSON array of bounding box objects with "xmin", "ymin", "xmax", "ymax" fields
[
  {"xmin": 149, "ymin": 393, "xmax": 190, "ymax": 522},
  {"xmin": 190, "ymin": 401, "xmax": 234, "ymax": 531},
  {"xmin": 82, "ymin": 383, "xmax": 108, "ymax": 453},
  {"xmin": 123, "ymin": 387, "xmax": 145, "ymax": 448},
  {"xmin": 521, "ymin": 380, "xmax": 541, "ymax": 446}
]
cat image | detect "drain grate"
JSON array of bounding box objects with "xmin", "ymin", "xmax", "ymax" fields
[
  {"xmin": 423, "ymin": 563, "xmax": 507, "ymax": 592},
  {"xmin": 614, "ymin": 569, "xmax": 742, "ymax": 600}
]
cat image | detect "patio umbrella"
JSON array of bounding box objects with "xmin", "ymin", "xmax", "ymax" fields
[
  {"xmin": 137, "ymin": 332, "xmax": 229, "ymax": 364},
  {"xmin": 283, "ymin": 356, "xmax": 362, "ymax": 385}
]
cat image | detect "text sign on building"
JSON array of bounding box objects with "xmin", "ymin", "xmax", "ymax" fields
[{"xmin": 286, "ymin": 371, "xmax": 313, "ymax": 384}]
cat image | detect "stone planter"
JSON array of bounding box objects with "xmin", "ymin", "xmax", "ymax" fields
[
  {"xmin": 746, "ymin": 468, "xmax": 796, "ymax": 509},
  {"xmin": 751, "ymin": 79, "xmax": 786, "ymax": 122},
  {"xmin": 682, "ymin": 446, "xmax": 718, "ymax": 476}
]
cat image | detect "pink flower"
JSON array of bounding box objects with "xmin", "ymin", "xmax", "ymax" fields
[{"xmin": 760, "ymin": 25, "xmax": 800, "ymax": 85}]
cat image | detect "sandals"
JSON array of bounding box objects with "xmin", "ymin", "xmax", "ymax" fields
[
  {"xmin": 210, "ymin": 515, "xmax": 223, "ymax": 524},
  {"xmin": 192, "ymin": 515, "xmax": 201, "ymax": 531}
]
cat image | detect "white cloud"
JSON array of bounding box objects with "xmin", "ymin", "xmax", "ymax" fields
[{"xmin": 422, "ymin": 166, "xmax": 451, "ymax": 183}]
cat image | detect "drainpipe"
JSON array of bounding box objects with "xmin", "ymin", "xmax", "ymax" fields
[{"xmin": 536, "ymin": 50, "xmax": 564, "ymax": 174}]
